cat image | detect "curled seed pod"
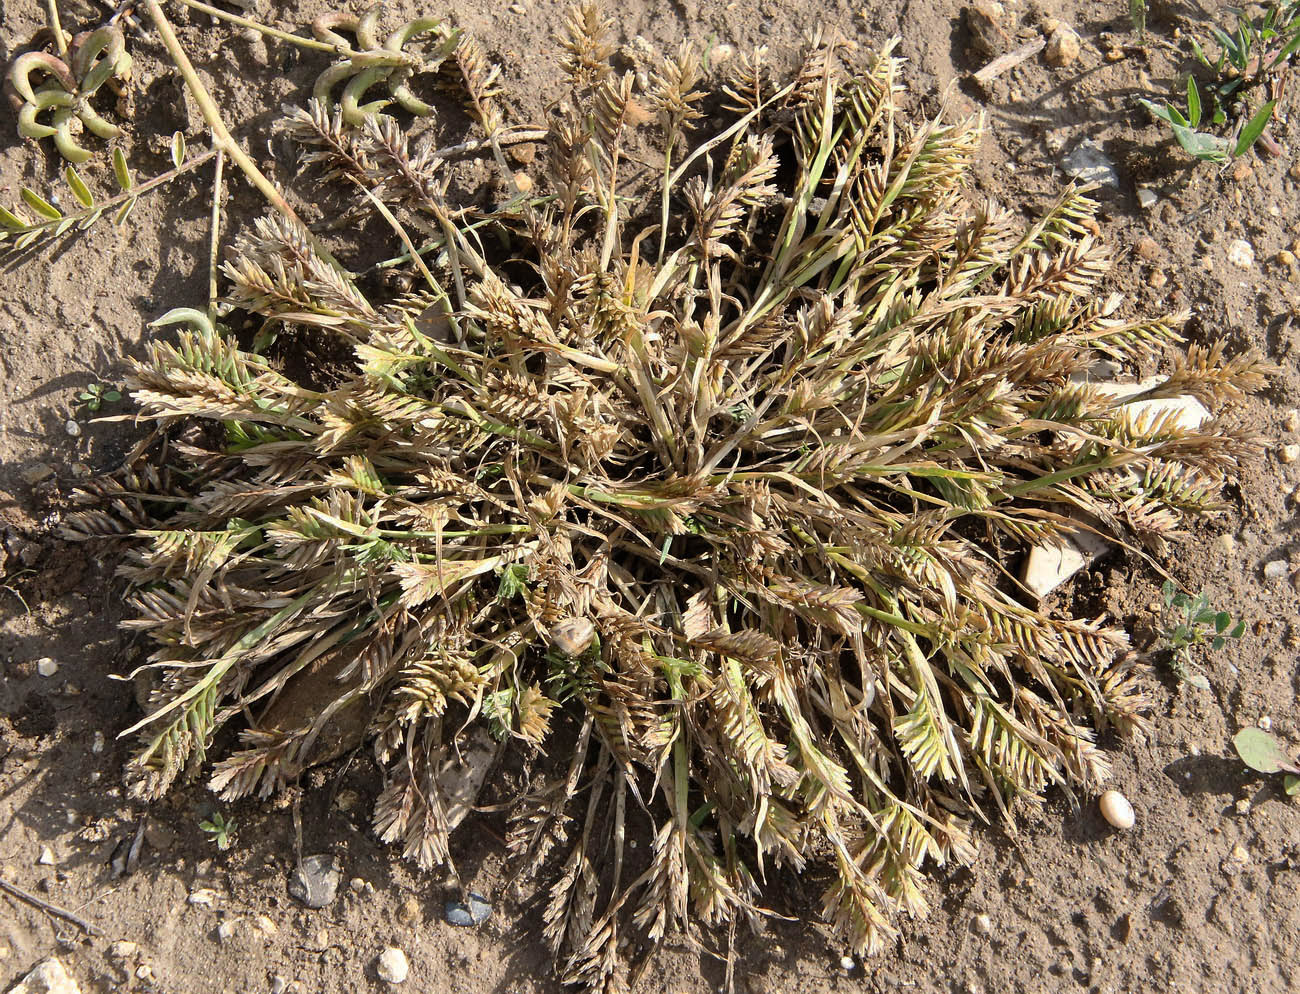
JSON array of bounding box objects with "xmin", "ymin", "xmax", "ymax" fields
[{"xmin": 549, "ymin": 618, "xmax": 596, "ymax": 657}]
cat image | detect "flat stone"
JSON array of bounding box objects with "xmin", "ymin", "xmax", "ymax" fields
[
  {"xmin": 1136, "ymin": 188, "xmax": 1158, "ymax": 209},
  {"xmin": 1022, "ymin": 525, "xmax": 1113, "ymax": 600},
  {"xmin": 18, "ymin": 463, "xmax": 54, "ymax": 485},
  {"xmin": 435, "ymin": 727, "xmax": 500, "ymax": 830},
  {"xmin": 288, "ymin": 854, "xmax": 340, "ymax": 909},
  {"xmin": 8, "ymin": 958, "xmax": 81, "ymax": 994},
  {"xmin": 1062, "ymin": 139, "xmax": 1119, "ymax": 188}
]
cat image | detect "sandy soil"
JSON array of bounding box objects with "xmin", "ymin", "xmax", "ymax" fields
[{"xmin": 2, "ymin": 2, "xmax": 1298, "ymax": 993}]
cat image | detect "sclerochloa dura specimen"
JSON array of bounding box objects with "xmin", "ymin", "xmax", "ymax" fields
[{"xmin": 63, "ymin": 5, "xmax": 1269, "ymax": 988}]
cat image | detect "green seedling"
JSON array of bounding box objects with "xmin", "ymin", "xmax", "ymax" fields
[
  {"xmin": 199, "ymin": 811, "xmax": 236, "ymax": 851},
  {"xmin": 1130, "ymin": 0, "xmax": 1147, "ymax": 40},
  {"xmin": 1158, "ymin": 581, "xmax": 1245, "ymax": 689},
  {"xmin": 1232, "ymin": 727, "xmax": 1300, "ymax": 795},
  {"xmin": 78, "ymin": 382, "xmax": 121, "ymax": 412},
  {"xmin": 1141, "ymin": 0, "xmax": 1298, "ymax": 163}
]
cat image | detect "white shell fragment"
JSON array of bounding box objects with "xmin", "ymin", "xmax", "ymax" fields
[{"xmin": 1099, "ymin": 789, "xmax": 1135, "ymax": 830}]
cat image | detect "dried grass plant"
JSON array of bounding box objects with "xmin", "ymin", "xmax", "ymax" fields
[{"xmin": 66, "ymin": 6, "xmax": 1268, "ymax": 988}]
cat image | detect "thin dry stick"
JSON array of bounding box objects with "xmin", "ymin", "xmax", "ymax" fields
[
  {"xmin": 141, "ymin": 0, "xmax": 300, "ymax": 227},
  {"xmin": 207, "ymin": 148, "xmax": 225, "ymax": 323},
  {"xmin": 972, "ymin": 38, "xmax": 1046, "ymax": 86},
  {"xmin": 172, "ymin": 0, "xmax": 340, "ymax": 54},
  {"xmin": 0, "ymin": 874, "xmax": 102, "ymax": 936},
  {"xmin": 47, "ymin": 0, "xmax": 68, "ymax": 58}
]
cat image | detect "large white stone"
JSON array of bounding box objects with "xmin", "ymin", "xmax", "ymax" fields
[{"xmin": 8, "ymin": 958, "xmax": 81, "ymax": 994}]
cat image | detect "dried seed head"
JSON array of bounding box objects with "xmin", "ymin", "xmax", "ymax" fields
[{"xmin": 549, "ymin": 618, "xmax": 595, "ymax": 656}]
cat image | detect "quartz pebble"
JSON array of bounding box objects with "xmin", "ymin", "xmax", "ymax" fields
[
  {"xmin": 1263, "ymin": 559, "xmax": 1289, "ymax": 582},
  {"xmin": 839, "ymin": 955, "xmax": 855, "ymax": 970},
  {"xmin": 1099, "ymin": 789, "xmax": 1135, "ymax": 830},
  {"xmin": 376, "ymin": 947, "xmax": 409, "ymax": 985},
  {"xmin": 1226, "ymin": 239, "xmax": 1255, "ymax": 269},
  {"xmin": 65, "ymin": 420, "xmax": 81, "ymax": 437},
  {"xmin": 38, "ymin": 846, "xmax": 55, "ymax": 865},
  {"xmin": 36, "ymin": 657, "xmax": 59, "ymax": 677}
]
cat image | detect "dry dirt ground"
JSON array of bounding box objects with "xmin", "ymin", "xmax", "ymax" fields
[{"xmin": 2, "ymin": 1, "xmax": 1299, "ymax": 993}]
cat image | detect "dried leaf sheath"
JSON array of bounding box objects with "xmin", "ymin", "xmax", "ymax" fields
[{"xmin": 67, "ymin": 17, "xmax": 1269, "ymax": 989}]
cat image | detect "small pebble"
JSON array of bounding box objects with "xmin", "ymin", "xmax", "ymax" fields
[
  {"xmin": 1134, "ymin": 236, "xmax": 1161, "ymax": 262},
  {"xmin": 188, "ymin": 888, "xmax": 220, "ymax": 906},
  {"xmin": 349, "ymin": 877, "xmax": 367, "ymax": 894},
  {"xmin": 1148, "ymin": 270, "xmax": 1168, "ymax": 289},
  {"xmin": 507, "ymin": 143, "xmax": 536, "ymax": 166},
  {"xmin": 36, "ymin": 657, "xmax": 59, "ymax": 677},
  {"xmin": 710, "ymin": 42, "xmax": 736, "ymax": 64},
  {"xmin": 1217, "ymin": 533, "xmax": 1237, "ymax": 556},
  {"xmin": 1136, "ymin": 187, "xmax": 1158, "ymax": 209},
  {"xmin": 270, "ymin": 977, "xmax": 289, "ymax": 994},
  {"xmin": 1226, "ymin": 239, "xmax": 1255, "ymax": 269},
  {"xmin": 1262, "ymin": 559, "xmax": 1288, "ymax": 581},
  {"xmin": 109, "ymin": 941, "xmax": 138, "ymax": 960},
  {"xmin": 1099, "ymin": 789, "xmax": 1135, "ymax": 830},
  {"xmin": 135, "ymin": 965, "xmax": 153, "ymax": 982},
  {"xmin": 65, "ymin": 419, "xmax": 81, "ymax": 437},
  {"xmin": 1235, "ymin": 798, "xmax": 1251, "ymax": 816},
  {"xmin": 973, "ymin": 913, "xmax": 993, "ymax": 934},
  {"xmin": 512, "ymin": 171, "xmax": 533, "ymax": 194},
  {"xmin": 1275, "ymin": 249, "xmax": 1296, "ymax": 268},
  {"xmin": 1258, "ymin": 715, "xmax": 1273, "ymax": 732},
  {"xmin": 91, "ymin": 731, "xmax": 105, "ymax": 754},
  {"xmin": 38, "ymin": 846, "xmax": 55, "ymax": 866},
  {"xmin": 839, "ymin": 955, "xmax": 855, "ymax": 971},
  {"xmin": 1283, "ymin": 409, "xmax": 1299, "ymax": 433},
  {"xmin": 1280, "ymin": 443, "xmax": 1300, "ymax": 464},
  {"xmin": 253, "ymin": 915, "xmax": 278, "ymax": 935},
  {"xmin": 1230, "ymin": 160, "xmax": 1253, "ymax": 182},
  {"xmin": 1044, "ymin": 26, "xmax": 1081, "ymax": 68},
  {"xmin": 376, "ymin": 946, "xmax": 409, "ymax": 985},
  {"xmin": 215, "ymin": 919, "xmax": 237, "ymax": 942},
  {"xmin": 398, "ymin": 894, "xmax": 421, "ymax": 924},
  {"xmin": 444, "ymin": 892, "xmax": 492, "ymax": 927}
]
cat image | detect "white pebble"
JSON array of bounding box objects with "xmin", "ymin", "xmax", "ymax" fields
[
  {"xmin": 1226, "ymin": 239, "xmax": 1255, "ymax": 268},
  {"xmin": 376, "ymin": 946, "xmax": 409, "ymax": 984},
  {"xmin": 1257, "ymin": 715, "xmax": 1273, "ymax": 732},
  {"xmin": 1280, "ymin": 443, "xmax": 1300, "ymax": 464},
  {"xmin": 839, "ymin": 955, "xmax": 855, "ymax": 970},
  {"xmin": 1263, "ymin": 559, "xmax": 1289, "ymax": 581},
  {"xmin": 36, "ymin": 657, "xmax": 59, "ymax": 677},
  {"xmin": 973, "ymin": 913, "xmax": 992, "ymax": 934},
  {"xmin": 92, "ymin": 731, "xmax": 105, "ymax": 754},
  {"xmin": 1136, "ymin": 188, "xmax": 1158, "ymax": 209},
  {"xmin": 215, "ymin": 919, "xmax": 237, "ymax": 942},
  {"xmin": 65, "ymin": 419, "xmax": 82, "ymax": 436},
  {"xmin": 1099, "ymin": 789, "xmax": 1135, "ymax": 830},
  {"xmin": 38, "ymin": 846, "xmax": 55, "ymax": 865}
]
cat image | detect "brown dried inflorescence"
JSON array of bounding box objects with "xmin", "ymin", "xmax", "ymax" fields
[{"xmin": 66, "ymin": 8, "xmax": 1269, "ymax": 990}]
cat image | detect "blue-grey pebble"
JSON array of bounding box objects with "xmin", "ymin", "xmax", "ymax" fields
[{"xmin": 444, "ymin": 892, "xmax": 492, "ymax": 926}]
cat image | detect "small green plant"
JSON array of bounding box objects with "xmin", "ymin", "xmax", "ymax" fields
[
  {"xmin": 1140, "ymin": 0, "xmax": 1299, "ymax": 163},
  {"xmin": 78, "ymin": 382, "xmax": 121, "ymax": 412},
  {"xmin": 1157, "ymin": 581, "xmax": 1245, "ymax": 689},
  {"xmin": 1232, "ymin": 727, "xmax": 1300, "ymax": 795},
  {"xmin": 199, "ymin": 811, "xmax": 236, "ymax": 850},
  {"xmin": 1129, "ymin": 0, "xmax": 1148, "ymax": 40}
]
